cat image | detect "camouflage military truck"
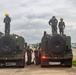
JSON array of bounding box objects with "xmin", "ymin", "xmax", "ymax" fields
[
  {"xmin": 41, "ymin": 31, "xmax": 73, "ymax": 67},
  {"xmin": 0, "ymin": 33, "xmax": 25, "ymax": 67}
]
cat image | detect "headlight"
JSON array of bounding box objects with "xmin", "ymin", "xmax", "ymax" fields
[{"xmin": 16, "ymin": 36, "xmax": 18, "ymax": 39}]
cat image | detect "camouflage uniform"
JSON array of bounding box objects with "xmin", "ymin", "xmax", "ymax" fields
[
  {"xmin": 58, "ymin": 21, "xmax": 65, "ymax": 35},
  {"xmin": 26, "ymin": 46, "xmax": 33, "ymax": 65},
  {"xmin": 34, "ymin": 47, "xmax": 41, "ymax": 64},
  {"xmin": 4, "ymin": 16, "xmax": 11, "ymax": 34},
  {"xmin": 49, "ymin": 16, "xmax": 58, "ymax": 35}
]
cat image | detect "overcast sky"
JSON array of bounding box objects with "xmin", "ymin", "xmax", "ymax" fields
[{"xmin": 0, "ymin": 0, "xmax": 76, "ymax": 44}]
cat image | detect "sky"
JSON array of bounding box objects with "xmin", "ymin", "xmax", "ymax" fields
[{"xmin": 0, "ymin": 0, "xmax": 76, "ymax": 44}]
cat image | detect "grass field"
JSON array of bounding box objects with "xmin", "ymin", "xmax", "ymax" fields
[{"xmin": 72, "ymin": 59, "xmax": 76, "ymax": 67}]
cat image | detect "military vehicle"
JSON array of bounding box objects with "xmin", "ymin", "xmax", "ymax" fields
[
  {"xmin": 40, "ymin": 31, "xmax": 73, "ymax": 67},
  {"xmin": 0, "ymin": 33, "xmax": 25, "ymax": 67}
]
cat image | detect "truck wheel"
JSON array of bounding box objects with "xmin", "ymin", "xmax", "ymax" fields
[
  {"xmin": 41, "ymin": 61, "xmax": 45, "ymax": 67},
  {"xmin": 41, "ymin": 64, "xmax": 45, "ymax": 67},
  {"xmin": 21, "ymin": 60, "xmax": 25, "ymax": 68},
  {"xmin": 41, "ymin": 64, "xmax": 48, "ymax": 67},
  {"xmin": 64, "ymin": 59, "xmax": 72, "ymax": 67},
  {"xmin": 16, "ymin": 60, "xmax": 25, "ymax": 68}
]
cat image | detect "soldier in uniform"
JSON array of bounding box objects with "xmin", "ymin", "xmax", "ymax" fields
[
  {"xmin": 34, "ymin": 47, "xmax": 39, "ymax": 65},
  {"xmin": 26, "ymin": 46, "xmax": 33, "ymax": 65},
  {"xmin": 37, "ymin": 47, "xmax": 41, "ymax": 64},
  {"xmin": 58, "ymin": 18, "xmax": 65, "ymax": 35},
  {"xmin": 34, "ymin": 47, "xmax": 41, "ymax": 65},
  {"xmin": 4, "ymin": 13, "xmax": 11, "ymax": 35},
  {"xmin": 49, "ymin": 16, "xmax": 58, "ymax": 35}
]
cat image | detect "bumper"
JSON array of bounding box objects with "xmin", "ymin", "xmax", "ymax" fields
[{"xmin": 41, "ymin": 58, "xmax": 72, "ymax": 66}]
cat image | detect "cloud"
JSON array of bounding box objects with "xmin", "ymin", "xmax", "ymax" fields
[{"xmin": 0, "ymin": 0, "xmax": 76, "ymax": 44}]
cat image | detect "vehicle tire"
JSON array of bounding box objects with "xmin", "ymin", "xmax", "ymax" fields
[
  {"xmin": 21, "ymin": 55, "xmax": 25, "ymax": 68},
  {"xmin": 50, "ymin": 34, "xmax": 66, "ymax": 54},
  {"xmin": 0, "ymin": 36, "xmax": 16, "ymax": 53},
  {"xmin": 16, "ymin": 60, "xmax": 25, "ymax": 68},
  {"xmin": 34, "ymin": 57, "xmax": 40, "ymax": 65},
  {"xmin": 41, "ymin": 65, "xmax": 44, "ymax": 67},
  {"xmin": 41, "ymin": 61, "xmax": 45, "ymax": 67},
  {"xmin": 64, "ymin": 59, "xmax": 72, "ymax": 67},
  {"xmin": 41, "ymin": 64, "xmax": 48, "ymax": 67},
  {"xmin": 21, "ymin": 61, "xmax": 25, "ymax": 68}
]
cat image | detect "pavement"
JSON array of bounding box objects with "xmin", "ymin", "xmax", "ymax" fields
[
  {"xmin": 0, "ymin": 48, "xmax": 76, "ymax": 75},
  {"xmin": 0, "ymin": 65, "xmax": 76, "ymax": 75}
]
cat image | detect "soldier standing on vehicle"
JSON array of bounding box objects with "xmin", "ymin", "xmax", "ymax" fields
[
  {"xmin": 4, "ymin": 13, "xmax": 11, "ymax": 35},
  {"xmin": 26, "ymin": 46, "xmax": 33, "ymax": 65},
  {"xmin": 49, "ymin": 16, "xmax": 58, "ymax": 35},
  {"xmin": 58, "ymin": 18, "xmax": 65, "ymax": 35}
]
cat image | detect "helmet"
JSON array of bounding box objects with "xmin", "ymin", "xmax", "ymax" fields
[
  {"xmin": 60, "ymin": 18, "xmax": 63, "ymax": 20},
  {"xmin": 5, "ymin": 13, "xmax": 9, "ymax": 16}
]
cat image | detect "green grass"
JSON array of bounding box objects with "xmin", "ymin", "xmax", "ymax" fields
[{"xmin": 72, "ymin": 59, "xmax": 76, "ymax": 67}]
